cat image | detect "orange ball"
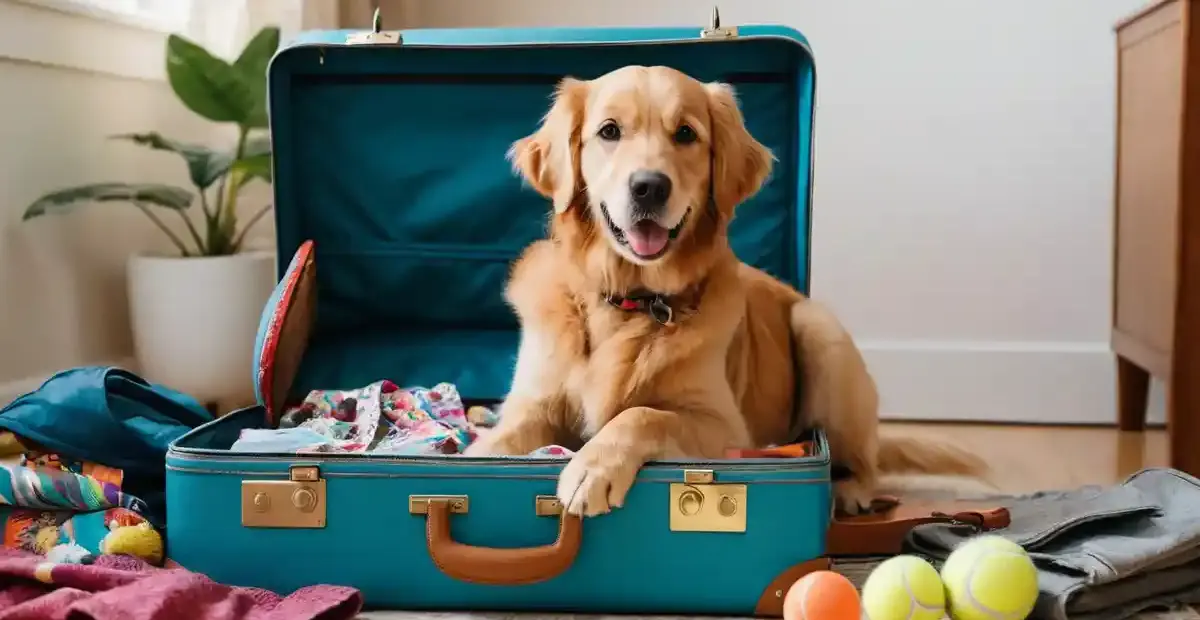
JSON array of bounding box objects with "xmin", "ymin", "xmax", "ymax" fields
[{"xmin": 783, "ymin": 570, "xmax": 862, "ymax": 620}]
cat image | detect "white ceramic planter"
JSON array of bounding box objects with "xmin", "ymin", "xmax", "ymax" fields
[{"xmin": 128, "ymin": 251, "xmax": 276, "ymax": 407}]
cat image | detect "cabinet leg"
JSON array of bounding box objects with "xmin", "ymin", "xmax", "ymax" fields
[
  {"xmin": 1117, "ymin": 355, "xmax": 1150, "ymax": 431},
  {"xmin": 1169, "ymin": 378, "xmax": 1200, "ymax": 476}
]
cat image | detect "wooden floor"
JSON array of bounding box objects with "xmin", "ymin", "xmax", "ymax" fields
[{"xmin": 887, "ymin": 421, "xmax": 1169, "ymax": 494}]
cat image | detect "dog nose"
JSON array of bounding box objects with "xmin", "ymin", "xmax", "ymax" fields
[{"xmin": 629, "ymin": 170, "xmax": 672, "ymax": 212}]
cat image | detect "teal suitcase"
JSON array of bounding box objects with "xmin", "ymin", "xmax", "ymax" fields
[{"xmin": 165, "ymin": 11, "xmax": 831, "ymax": 615}]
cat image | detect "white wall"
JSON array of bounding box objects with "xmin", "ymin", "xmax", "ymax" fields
[
  {"xmin": 0, "ymin": 0, "xmax": 275, "ymax": 403},
  {"xmin": 396, "ymin": 0, "xmax": 1159, "ymax": 425},
  {"xmin": 1, "ymin": 0, "xmax": 1165, "ymax": 425}
]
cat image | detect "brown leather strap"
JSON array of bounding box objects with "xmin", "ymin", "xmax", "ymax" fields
[
  {"xmin": 424, "ymin": 501, "xmax": 582, "ymax": 585},
  {"xmin": 826, "ymin": 500, "xmax": 1010, "ymax": 557},
  {"xmin": 753, "ymin": 558, "xmax": 831, "ymax": 617}
]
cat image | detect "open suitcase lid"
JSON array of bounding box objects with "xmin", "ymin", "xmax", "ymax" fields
[{"xmin": 260, "ymin": 10, "xmax": 816, "ymax": 412}]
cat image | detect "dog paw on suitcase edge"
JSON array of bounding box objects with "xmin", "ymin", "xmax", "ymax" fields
[{"xmin": 556, "ymin": 443, "xmax": 642, "ymax": 517}]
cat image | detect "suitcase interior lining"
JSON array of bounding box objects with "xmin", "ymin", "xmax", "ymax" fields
[
  {"xmin": 267, "ymin": 36, "xmax": 813, "ymax": 405},
  {"xmin": 173, "ymin": 404, "xmax": 832, "ymax": 469}
]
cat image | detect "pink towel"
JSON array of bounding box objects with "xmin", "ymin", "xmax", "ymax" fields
[{"xmin": 0, "ymin": 548, "xmax": 362, "ymax": 620}]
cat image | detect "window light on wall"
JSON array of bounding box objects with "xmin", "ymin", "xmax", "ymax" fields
[{"xmin": 19, "ymin": 0, "xmax": 195, "ymax": 33}]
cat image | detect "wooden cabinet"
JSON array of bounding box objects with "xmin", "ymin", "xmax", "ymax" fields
[{"xmin": 1112, "ymin": 0, "xmax": 1200, "ymax": 474}]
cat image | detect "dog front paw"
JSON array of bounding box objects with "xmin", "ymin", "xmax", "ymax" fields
[
  {"xmin": 834, "ymin": 478, "xmax": 876, "ymax": 516},
  {"xmin": 556, "ymin": 442, "xmax": 641, "ymax": 517}
]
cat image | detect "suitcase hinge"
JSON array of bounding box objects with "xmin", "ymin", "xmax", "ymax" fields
[
  {"xmin": 700, "ymin": 6, "xmax": 738, "ymax": 39},
  {"xmin": 670, "ymin": 469, "xmax": 747, "ymax": 533},
  {"xmin": 346, "ymin": 7, "xmax": 403, "ymax": 45},
  {"xmin": 241, "ymin": 465, "xmax": 327, "ymax": 529}
]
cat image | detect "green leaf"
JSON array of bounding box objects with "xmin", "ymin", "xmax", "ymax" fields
[
  {"xmin": 234, "ymin": 154, "xmax": 273, "ymax": 186},
  {"xmin": 233, "ymin": 27, "xmax": 280, "ymax": 78},
  {"xmin": 234, "ymin": 134, "xmax": 273, "ymax": 186},
  {"xmin": 111, "ymin": 132, "xmax": 232, "ymax": 189},
  {"xmin": 23, "ymin": 183, "xmax": 194, "ymax": 220},
  {"xmin": 233, "ymin": 27, "xmax": 280, "ymax": 130},
  {"xmin": 166, "ymin": 34, "xmax": 257, "ymax": 125},
  {"xmin": 113, "ymin": 132, "xmax": 273, "ymax": 190}
]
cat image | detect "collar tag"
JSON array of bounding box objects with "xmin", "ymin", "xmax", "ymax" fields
[{"xmin": 648, "ymin": 297, "xmax": 675, "ymax": 326}]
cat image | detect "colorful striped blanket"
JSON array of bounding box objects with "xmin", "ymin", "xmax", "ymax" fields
[{"xmin": 0, "ymin": 431, "xmax": 151, "ymax": 556}]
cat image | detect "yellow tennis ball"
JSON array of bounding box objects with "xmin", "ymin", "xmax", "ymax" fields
[
  {"xmin": 941, "ymin": 536, "xmax": 1038, "ymax": 620},
  {"xmin": 861, "ymin": 555, "xmax": 946, "ymax": 620},
  {"xmin": 100, "ymin": 522, "xmax": 165, "ymax": 566}
]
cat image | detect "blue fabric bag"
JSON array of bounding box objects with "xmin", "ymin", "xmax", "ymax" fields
[
  {"xmin": 0, "ymin": 365, "xmax": 212, "ymax": 524},
  {"xmin": 166, "ymin": 13, "xmax": 832, "ymax": 615}
]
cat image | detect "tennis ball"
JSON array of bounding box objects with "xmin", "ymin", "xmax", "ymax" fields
[
  {"xmin": 861, "ymin": 555, "xmax": 945, "ymax": 620},
  {"xmin": 941, "ymin": 536, "xmax": 1038, "ymax": 620},
  {"xmin": 783, "ymin": 570, "xmax": 861, "ymax": 620}
]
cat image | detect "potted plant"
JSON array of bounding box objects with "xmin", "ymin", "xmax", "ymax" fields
[{"xmin": 22, "ymin": 27, "xmax": 283, "ymax": 408}]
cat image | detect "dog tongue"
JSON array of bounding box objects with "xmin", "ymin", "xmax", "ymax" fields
[{"xmin": 627, "ymin": 220, "xmax": 669, "ymax": 257}]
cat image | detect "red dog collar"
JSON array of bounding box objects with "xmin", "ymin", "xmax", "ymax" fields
[{"xmin": 604, "ymin": 292, "xmax": 677, "ymax": 326}]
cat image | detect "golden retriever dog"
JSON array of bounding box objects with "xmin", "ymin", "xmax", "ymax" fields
[{"xmin": 465, "ymin": 65, "xmax": 987, "ymax": 515}]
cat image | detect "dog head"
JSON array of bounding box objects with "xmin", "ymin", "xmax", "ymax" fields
[{"xmin": 510, "ymin": 65, "xmax": 774, "ymax": 266}]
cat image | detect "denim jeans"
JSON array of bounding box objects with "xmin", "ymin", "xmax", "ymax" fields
[{"xmin": 905, "ymin": 468, "xmax": 1200, "ymax": 620}]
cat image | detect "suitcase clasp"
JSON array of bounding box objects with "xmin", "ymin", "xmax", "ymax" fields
[
  {"xmin": 700, "ymin": 7, "xmax": 738, "ymax": 39},
  {"xmin": 346, "ymin": 7, "xmax": 403, "ymax": 45},
  {"xmin": 240, "ymin": 465, "xmax": 327, "ymax": 529},
  {"xmin": 670, "ymin": 469, "xmax": 747, "ymax": 533}
]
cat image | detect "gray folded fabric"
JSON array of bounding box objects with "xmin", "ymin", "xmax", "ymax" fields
[{"xmin": 904, "ymin": 468, "xmax": 1200, "ymax": 620}]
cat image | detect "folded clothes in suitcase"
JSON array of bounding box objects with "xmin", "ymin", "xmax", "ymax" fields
[{"xmin": 165, "ymin": 10, "xmax": 844, "ymax": 615}]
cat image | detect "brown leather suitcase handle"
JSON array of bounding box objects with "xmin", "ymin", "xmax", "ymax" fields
[{"xmin": 424, "ymin": 500, "xmax": 582, "ymax": 585}]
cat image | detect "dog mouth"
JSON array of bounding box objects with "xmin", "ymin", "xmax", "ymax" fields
[{"xmin": 599, "ymin": 204, "xmax": 691, "ymax": 260}]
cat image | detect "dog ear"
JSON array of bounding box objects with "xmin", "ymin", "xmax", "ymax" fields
[
  {"xmin": 509, "ymin": 77, "xmax": 589, "ymax": 214},
  {"xmin": 705, "ymin": 82, "xmax": 774, "ymax": 217}
]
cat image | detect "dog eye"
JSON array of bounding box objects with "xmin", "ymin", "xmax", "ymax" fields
[
  {"xmin": 598, "ymin": 121, "xmax": 621, "ymax": 141},
  {"xmin": 674, "ymin": 125, "xmax": 697, "ymax": 144}
]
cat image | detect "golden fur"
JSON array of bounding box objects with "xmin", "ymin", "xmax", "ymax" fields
[{"xmin": 465, "ymin": 65, "xmax": 987, "ymax": 515}]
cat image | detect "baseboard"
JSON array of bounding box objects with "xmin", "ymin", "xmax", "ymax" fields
[
  {"xmin": 861, "ymin": 340, "xmax": 1167, "ymax": 425},
  {"xmin": 0, "ymin": 358, "xmax": 139, "ymax": 409}
]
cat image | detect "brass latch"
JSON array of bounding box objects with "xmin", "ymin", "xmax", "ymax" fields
[
  {"xmin": 535, "ymin": 495, "xmax": 563, "ymax": 516},
  {"xmin": 409, "ymin": 495, "xmax": 469, "ymax": 514},
  {"xmin": 241, "ymin": 465, "xmax": 326, "ymax": 528},
  {"xmin": 670, "ymin": 469, "xmax": 747, "ymax": 533},
  {"xmin": 700, "ymin": 7, "xmax": 738, "ymax": 39},
  {"xmin": 346, "ymin": 7, "xmax": 402, "ymax": 45},
  {"xmin": 408, "ymin": 495, "xmax": 560, "ymax": 517}
]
